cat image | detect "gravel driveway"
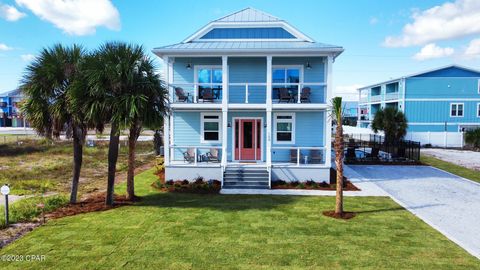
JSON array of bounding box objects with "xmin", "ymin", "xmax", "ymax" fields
[
  {"xmin": 347, "ymin": 165, "xmax": 480, "ymax": 259},
  {"xmin": 422, "ymin": 148, "xmax": 480, "ymax": 171}
]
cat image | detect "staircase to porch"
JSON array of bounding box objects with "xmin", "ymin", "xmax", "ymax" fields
[{"xmin": 222, "ymin": 166, "xmax": 270, "ymax": 189}]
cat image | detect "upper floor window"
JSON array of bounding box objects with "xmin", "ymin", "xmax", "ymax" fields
[
  {"xmin": 273, "ymin": 113, "xmax": 295, "ymax": 144},
  {"xmin": 273, "ymin": 67, "xmax": 301, "ymax": 84},
  {"xmin": 477, "ymin": 103, "xmax": 480, "ymax": 117},
  {"xmin": 200, "ymin": 113, "xmax": 221, "ymax": 143},
  {"xmin": 196, "ymin": 66, "xmax": 222, "ymax": 101},
  {"xmin": 450, "ymin": 103, "xmax": 464, "ymax": 117}
]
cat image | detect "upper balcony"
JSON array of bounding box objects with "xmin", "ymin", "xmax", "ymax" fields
[{"xmin": 167, "ymin": 56, "xmax": 329, "ymax": 109}]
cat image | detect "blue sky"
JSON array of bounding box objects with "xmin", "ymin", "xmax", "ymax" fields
[{"xmin": 1, "ymin": 0, "xmax": 480, "ymax": 100}]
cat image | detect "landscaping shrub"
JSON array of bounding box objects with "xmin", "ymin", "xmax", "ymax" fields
[
  {"xmin": 152, "ymin": 179, "xmax": 221, "ymax": 194},
  {"xmin": 0, "ymin": 195, "xmax": 69, "ymax": 228},
  {"xmin": 465, "ymin": 128, "xmax": 480, "ymax": 149}
]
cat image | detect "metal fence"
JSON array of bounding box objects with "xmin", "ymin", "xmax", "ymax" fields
[{"xmin": 343, "ymin": 134, "xmax": 421, "ymax": 164}]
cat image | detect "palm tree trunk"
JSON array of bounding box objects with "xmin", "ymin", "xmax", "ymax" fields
[
  {"xmin": 335, "ymin": 122, "xmax": 344, "ymax": 215},
  {"xmin": 126, "ymin": 121, "xmax": 141, "ymax": 201},
  {"xmin": 106, "ymin": 123, "xmax": 120, "ymax": 206},
  {"xmin": 70, "ymin": 126, "xmax": 85, "ymax": 204}
]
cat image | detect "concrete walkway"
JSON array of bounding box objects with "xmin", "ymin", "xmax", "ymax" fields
[{"xmin": 346, "ymin": 165, "xmax": 480, "ymax": 259}]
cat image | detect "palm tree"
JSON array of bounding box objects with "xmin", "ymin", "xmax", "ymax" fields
[
  {"xmin": 371, "ymin": 107, "xmax": 408, "ymax": 142},
  {"xmin": 120, "ymin": 57, "xmax": 167, "ymax": 200},
  {"xmin": 21, "ymin": 44, "xmax": 88, "ymax": 204},
  {"xmin": 331, "ymin": 97, "xmax": 344, "ymax": 216},
  {"xmin": 83, "ymin": 42, "xmax": 152, "ymax": 206}
]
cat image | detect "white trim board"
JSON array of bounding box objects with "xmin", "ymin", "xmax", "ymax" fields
[
  {"xmin": 200, "ymin": 112, "xmax": 222, "ymax": 144},
  {"xmin": 273, "ymin": 112, "xmax": 296, "ymax": 144}
]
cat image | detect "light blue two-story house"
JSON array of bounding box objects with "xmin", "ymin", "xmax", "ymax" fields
[
  {"xmin": 153, "ymin": 8, "xmax": 343, "ymax": 189},
  {"xmin": 357, "ymin": 65, "xmax": 480, "ymax": 133}
]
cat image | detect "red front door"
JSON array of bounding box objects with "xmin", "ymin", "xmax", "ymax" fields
[{"xmin": 235, "ymin": 119, "xmax": 261, "ymax": 161}]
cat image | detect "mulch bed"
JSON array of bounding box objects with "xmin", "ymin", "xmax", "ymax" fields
[
  {"xmin": 45, "ymin": 193, "xmax": 134, "ymax": 220},
  {"xmin": 0, "ymin": 223, "xmax": 40, "ymax": 248},
  {"xmin": 322, "ymin": 210, "xmax": 357, "ymax": 220},
  {"xmin": 272, "ymin": 180, "xmax": 359, "ymax": 191}
]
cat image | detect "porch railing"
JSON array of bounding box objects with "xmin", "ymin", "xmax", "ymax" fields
[
  {"xmin": 271, "ymin": 146, "xmax": 327, "ymax": 166},
  {"xmin": 370, "ymin": 94, "xmax": 382, "ymax": 102},
  {"xmin": 272, "ymin": 83, "xmax": 326, "ymax": 104},
  {"xmin": 385, "ymin": 91, "xmax": 400, "ymax": 101},
  {"xmin": 228, "ymin": 83, "xmax": 267, "ymax": 104},
  {"xmin": 168, "ymin": 83, "xmax": 222, "ymax": 104},
  {"xmin": 169, "ymin": 145, "xmax": 223, "ymax": 165}
]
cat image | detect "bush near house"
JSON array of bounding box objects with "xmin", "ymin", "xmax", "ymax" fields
[
  {"xmin": 465, "ymin": 128, "xmax": 480, "ymax": 149},
  {"xmin": 152, "ymin": 178, "xmax": 221, "ymax": 194}
]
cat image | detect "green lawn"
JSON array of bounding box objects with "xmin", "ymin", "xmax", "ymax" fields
[
  {"xmin": 421, "ymin": 154, "xmax": 480, "ymax": 183},
  {"xmin": 0, "ymin": 169, "xmax": 479, "ymax": 269}
]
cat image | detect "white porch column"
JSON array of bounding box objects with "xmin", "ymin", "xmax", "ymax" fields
[
  {"xmin": 266, "ymin": 56, "xmax": 273, "ymax": 166},
  {"xmin": 163, "ymin": 56, "xmax": 172, "ymax": 165},
  {"xmin": 221, "ymin": 56, "xmax": 228, "ymax": 166},
  {"xmin": 325, "ymin": 55, "xmax": 333, "ymax": 168}
]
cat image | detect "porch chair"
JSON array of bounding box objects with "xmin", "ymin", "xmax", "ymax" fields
[
  {"xmin": 206, "ymin": 148, "xmax": 220, "ymax": 163},
  {"xmin": 365, "ymin": 147, "xmax": 380, "ymax": 161},
  {"xmin": 202, "ymin": 87, "xmax": 214, "ymax": 103},
  {"xmin": 175, "ymin": 87, "xmax": 189, "ymax": 103},
  {"xmin": 309, "ymin": 149, "xmax": 323, "ymax": 164},
  {"xmin": 279, "ymin": 88, "xmax": 293, "ymax": 103},
  {"xmin": 183, "ymin": 148, "xmax": 195, "ymax": 163},
  {"xmin": 290, "ymin": 149, "xmax": 301, "ymax": 164},
  {"xmin": 300, "ymin": 87, "xmax": 311, "ymax": 103}
]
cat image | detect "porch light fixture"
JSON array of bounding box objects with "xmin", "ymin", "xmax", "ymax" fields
[
  {"xmin": 228, "ymin": 122, "xmax": 232, "ymax": 128},
  {"xmin": 186, "ymin": 63, "xmax": 192, "ymax": 70},
  {"xmin": 264, "ymin": 123, "xmax": 267, "ymax": 128},
  {"xmin": 305, "ymin": 61, "xmax": 312, "ymax": 70}
]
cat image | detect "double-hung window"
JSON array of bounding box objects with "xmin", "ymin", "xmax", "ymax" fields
[
  {"xmin": 201, "ymin": 113, "xmax": 221, "ymax": 143},
  {"xmin": 273, "ymin": 113, "xmax": 295, "ymax": 144},
  {"xmin": 196, "ymin": 66, "xmax": 222, "ymax": 101},
  {"xmin": 450, "ymin": 103, "xmax": 464, "ymax": 117}
]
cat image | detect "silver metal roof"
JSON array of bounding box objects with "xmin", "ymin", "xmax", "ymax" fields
[{"xmin": 214, "ymin": 7, "xmax": 280, "ymax": 22}]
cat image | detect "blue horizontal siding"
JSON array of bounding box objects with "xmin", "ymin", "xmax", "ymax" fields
[
  {"xmin": 405, "ymin": 101, "xmax": 480, "ymax": 123},
  {"xmin": 273, "ymin": 57, "xmax": 325, "ymax": 83},
  {"xmin": 271, "ymin": 111, "xmax": 325, "ymax": 162},
  {"xmin": 173, "ymin": 57, "xmax": 222, "ymax": 85},
  {"xmin": 405, "ymin": 77, "xmax": 480, "ymax": 99},
  {"xmin": 228, "ymin": 57, "xmax": 267, "ymax": 104},
  {"xmin": 200, "ymin": 27, "xmax": 295, "ymax": 39}
]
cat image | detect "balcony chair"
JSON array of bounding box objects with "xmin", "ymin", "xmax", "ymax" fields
[
  {"xmin": 183, "ymin": 148, "xmax": 195, "ymax": 163},
  {"xmin": 175, "ymin": 87, "xmax": 189, "ymax": 103},
  {"xmin": 206, "ymin": 148, "xmax": 220, "ymax": 163},
  {"xmin": 309, "ymin": 149, "xmax": 323, "ymax": 164},
  {"xmin": 202, "ymin": 88, "xmax": 214, "ymax": 103},
  {"xmin": 279, "ymin": 88, "xmax": 293, "ymax": 103},
  {"xmin": 300, "ymin": 87, "xmax": 311, "ymax": 103}
]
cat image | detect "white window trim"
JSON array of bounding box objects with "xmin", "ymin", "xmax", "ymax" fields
[
  {"xmin": 272, "ymin": 65, "xmax": 304, "ymax": 85},
  {"xmin": 450, "ymin": 103, "xmax": 464, "ymax": 117},
  {"xmin": 194, "ymin": 65, "xmax": 223, "ymax": 86},
  {"xmin": 477, "ymin": 103, "xmax": 480, "ymax": 118},
  {"xmin": 200, "ymin": 112, "xmax": 222, "ymax": 143},
  {"xmin": 273, "ymin": 112, "xmax": 295, "ymax": 144}
]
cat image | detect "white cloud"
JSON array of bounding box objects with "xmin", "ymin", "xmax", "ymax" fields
[
  {"xmin": 464, "ymin": 38, "xmax": 480, "ymax": 58},
  {"xmin": 21, "ymin": 54, "xmax": 35, "ymax": 61},
  {"xmin": 384, "ymin": 0, "xmax": 480, "ymax": 47},
  {"xmin": 16, "ymin": 0, "xmax": 120, "ymax": 36},
  {"xmin": 369, "ymin": 17, "xmax": 379, "ymax": 25},
  {"xmin": 0, "ymin": 43, "xmax": 13, "ymax": 51},
  {"xmin": 413, "ymin": 43, "xmax": 455, "ymax": 61},
  {"xmin": 334, "ymin": 84, "xmax": 363, "ymax": 101},
  {"xmin": 0, "ymin": 3, "xmax": 26, "ymax": 21}
]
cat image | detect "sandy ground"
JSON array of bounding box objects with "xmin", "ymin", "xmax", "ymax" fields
[{"xmin": 422, "ymin": 148, "xmax": 480, "ymax": 171}]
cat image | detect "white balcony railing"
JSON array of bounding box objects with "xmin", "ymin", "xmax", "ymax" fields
[
  {"xmin": 169, "ymin": 83, "xmax": 222, "ymax": 104},
  {"xmin": 370, "ymin": 95, "xmax": 382, "ymax": 102},
  {"xmin": 272, "ymin": 83, "xmax": 326, "ymax": 104},
  {"xmin": 228, "ymin": 83, "xmax": 267, "ymax": 104},
  {"xmin": 385, "ymin": 91, "xmax": 399, "ymax": 101}
]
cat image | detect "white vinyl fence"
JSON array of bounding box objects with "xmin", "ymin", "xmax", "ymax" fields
[
  {"xmin": 405, "ymin": 132, "xmax": 464, "ymax": 148},
  {"xmin": 344, "ymin": 126, "xmax": 464, "ymax": 148}
]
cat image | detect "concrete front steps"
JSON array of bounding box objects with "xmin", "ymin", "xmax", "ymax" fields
[{"xmin": 222, "ymin": 167, "xmax": 269, "ymax": 189}]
